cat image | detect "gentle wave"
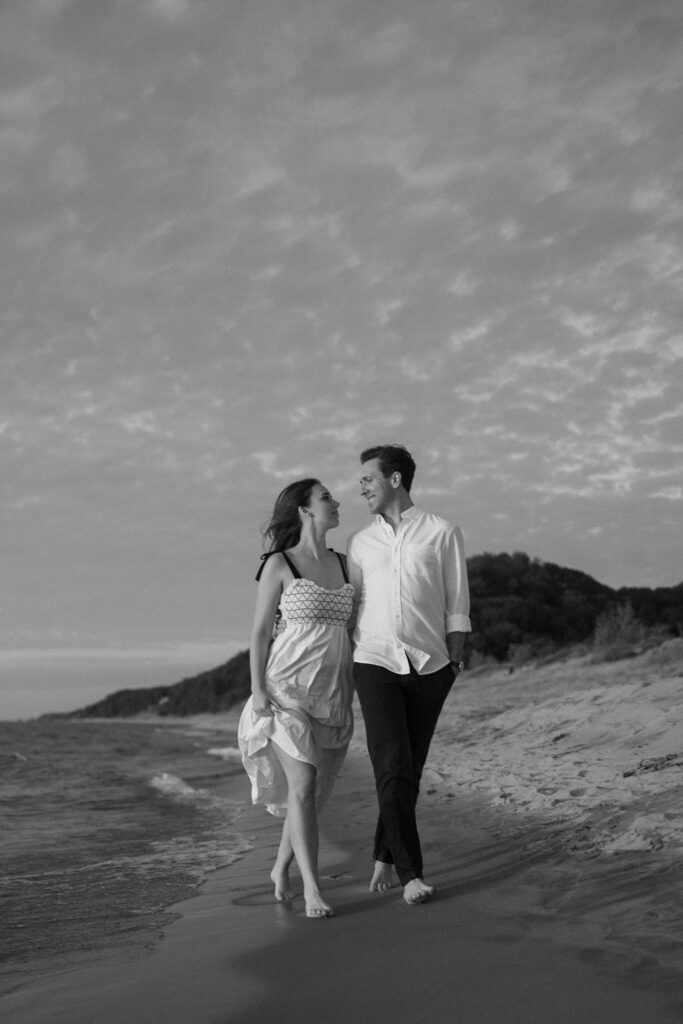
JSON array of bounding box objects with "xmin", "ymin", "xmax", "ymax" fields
[
  {"xmin": 150, "ymin": 770, "xmax": 208, "ymax": 800},
  {"xmin": 4, "ymin": 831, "xmax": 252, "ymax": 886},
  {"xmin": 207, "ymin": 745, "xmax": 243, "ymax": 762},
  {"xmin": 149, "ymin": 771, "xmax": 245, "ymax": 814},
  {"xmin": 0, "ymin": 717, "xmax": 253, "ymax": 972}
]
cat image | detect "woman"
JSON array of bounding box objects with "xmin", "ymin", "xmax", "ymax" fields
[{"xmin": 238, "ymin": 478, "xmax": 354, "ymax": 919}]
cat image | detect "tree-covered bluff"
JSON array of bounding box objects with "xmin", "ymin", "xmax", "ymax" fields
[
  {"xmin": 59, "ymin": 553, "xmax": 682, "ymax": 719},
  {"xmin": 467, "ymin": 551, "xmax": 683, "ymax": 663}
]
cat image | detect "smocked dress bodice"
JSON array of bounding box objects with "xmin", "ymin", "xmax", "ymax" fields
[{"xmin": 279, "ymin": 576, "xmax": 355, "ymax": 626}]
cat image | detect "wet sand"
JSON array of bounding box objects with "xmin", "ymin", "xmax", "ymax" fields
[{"xmin": 3, "ymin": 641, "xmax": 683, "ymax": 1023}]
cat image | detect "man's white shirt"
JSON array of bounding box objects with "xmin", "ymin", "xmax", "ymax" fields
[{"xmin": 347, "ymin": 505, "xmax": 471, "ymax": 675}]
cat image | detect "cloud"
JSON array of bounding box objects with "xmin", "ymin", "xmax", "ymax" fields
[
  {"xmin": 652, "ymin": 486, "xmax": 683, "ymax": 501},
  {"xmin": 2, "ymin": 0, "xmax": 683, "ymax": 671},
  {"xmin": 144, "ymin": 0, "xmax": 191, "ymax": 22}
]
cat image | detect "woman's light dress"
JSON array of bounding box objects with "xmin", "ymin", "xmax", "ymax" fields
[{"xmin": 238, "ymin": 553, "xmax": 355, "ymax": 817}]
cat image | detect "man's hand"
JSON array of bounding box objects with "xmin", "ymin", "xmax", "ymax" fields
[{"xmin": 446, "ymin": 630, "xmax": 466, "ymax": 667}]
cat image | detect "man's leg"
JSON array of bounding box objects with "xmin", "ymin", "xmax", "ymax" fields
[
  {"xmin": 354, "ymin": 664, "xmax": 423, "ymax": 887},
  {"xmin": 404, "ymin": 662, "xmax": 454, "ymax": 804},
  {"xmin": 399, "ymin": 662, "xmax": 454, "ymax": 903}
]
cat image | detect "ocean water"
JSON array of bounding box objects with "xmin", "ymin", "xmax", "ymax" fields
[{"xmin": 0, "ymin": 716, "xmax": 252, "ymax": 989}]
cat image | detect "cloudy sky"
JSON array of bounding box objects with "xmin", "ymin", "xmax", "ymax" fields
[{"xmin": 2, "ymin": 0, "xmax": 682, "ymax": 714}]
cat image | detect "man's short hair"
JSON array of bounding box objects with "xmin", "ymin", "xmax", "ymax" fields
[{"xmin": 360, "ymin": 444, "xmax": 416, "ymax": 493}]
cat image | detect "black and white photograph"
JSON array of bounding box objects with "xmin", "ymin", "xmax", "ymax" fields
[{"xmin": 2, "ymin": 1, "xmax": 682, "ymax": 1021}]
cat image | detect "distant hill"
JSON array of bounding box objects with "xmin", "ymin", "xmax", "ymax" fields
[
  {"xmin": 59, "ymin": 553, "xmax": 682, "ymax": 719},
  {"xmin": 63, "ymin": 649, "xmax": 251, "ymax": 719}
]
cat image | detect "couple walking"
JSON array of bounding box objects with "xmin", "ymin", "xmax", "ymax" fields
[{"xmin": 238, "ymin": 444, "xmax": 471, "ymax": 918}]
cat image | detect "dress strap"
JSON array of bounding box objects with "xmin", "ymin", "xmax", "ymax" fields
[
  {"xmin": 334, "ymin": 551, "xmax": 349, "ymax": 583},
  {"xmin": 255, "ymin": 550, "xmax": 301, "ymax": 582},
  {"xmin": 280, "ymin": 551, "xmax": 302, "ymax": 578}
]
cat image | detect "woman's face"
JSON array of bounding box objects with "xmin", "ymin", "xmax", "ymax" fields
[{"xmin": 306, "ymin": 483, "xmax": 340, "ymax": 528}]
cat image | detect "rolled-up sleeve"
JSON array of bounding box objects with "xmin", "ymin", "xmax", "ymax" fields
[{"xmin": 444, "ymin": 526, "xmax": 472, "ymax": 633}]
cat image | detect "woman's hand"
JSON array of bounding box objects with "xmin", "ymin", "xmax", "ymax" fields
[{"xmin": 252, "ymin": 689, "xmax": 274, "ymax": 717}]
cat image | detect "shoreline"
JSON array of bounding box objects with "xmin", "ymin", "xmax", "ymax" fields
[
  {"xmin": 4, "ymin": 644, "xmax": 683, "ymax": 1022},
  {"xmin": 3, "ymin": 736, "xmax": 683, "ymax": 1023}
]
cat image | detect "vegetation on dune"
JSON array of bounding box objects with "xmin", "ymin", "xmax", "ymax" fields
[{"xmin": 467, "ymin": 552, "xmax": 682, "ymax": 666}]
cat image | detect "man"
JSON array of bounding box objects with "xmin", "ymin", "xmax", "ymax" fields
[{"xmin": 347, "ymin": 444, "xmax": 471, "ymax": 905}]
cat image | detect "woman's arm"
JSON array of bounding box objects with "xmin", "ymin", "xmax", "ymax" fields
[{"xmin": 249, "ymin": 555, "xmax": 284, "ymax": 715}]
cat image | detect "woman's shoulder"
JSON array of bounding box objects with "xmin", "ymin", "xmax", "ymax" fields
[{"xmin": 255, "ymin": 551, "xmax": 295, "ymax": 582}]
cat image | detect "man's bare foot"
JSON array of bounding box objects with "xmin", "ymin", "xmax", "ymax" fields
[
  {"xmin": 369, "ymin": 861, "xmax": 396, "ymax": 893},
  {"xmin": 304, "ymin": 888, "xmax": 334, "ymax": 919},
  {"xmin": 270, "ymin": 866, "xmax": 296, "ymax": 902},
  {"xmin": 403, "ymin": 878, "xmax": 435, "ymax": 905}
]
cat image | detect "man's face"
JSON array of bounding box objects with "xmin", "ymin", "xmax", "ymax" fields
[{"xmin": 359, "ymin": 458, "xmax": 394, "ymax": 517}]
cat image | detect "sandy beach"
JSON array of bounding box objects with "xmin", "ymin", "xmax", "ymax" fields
[{"xmin": 3, "ymin": 640, "xmax": 683, "ymax": 1023}]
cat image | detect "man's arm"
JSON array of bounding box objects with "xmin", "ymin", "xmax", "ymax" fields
[
  {"xmin": 446, "ymin": 630, "xmax": 467, "ymax": 664},
  {"xmin": 443, "ymin": 525, "xmax": 472, "ymax": 661}
]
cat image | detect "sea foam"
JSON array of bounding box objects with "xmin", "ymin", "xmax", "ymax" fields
[{"xmin": 207, "ymin": 746, "xmax": 243, "ymax": 762}]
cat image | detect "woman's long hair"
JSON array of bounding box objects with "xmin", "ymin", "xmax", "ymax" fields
[{"xmin": 263, "ymin": 478, "xmax": 320, "ymax": 552}]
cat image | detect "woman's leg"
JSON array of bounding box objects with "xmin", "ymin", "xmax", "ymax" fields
[
  {"xmin": 270, "ymin": 741, "xmax": 333, "ymax": 918},
  {"xmin": 271, "ymin": 744, "xmax": 347, "ymax": 899},
  {"xmin": 271, "ymin": 819, "xmax": 296, "ymax": 901}
]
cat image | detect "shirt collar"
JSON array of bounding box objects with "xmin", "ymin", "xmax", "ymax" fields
[
  {"xmin": 374, "ymin": 505, "xmax": 422, "ymax": 529},
  {"xmin": 399, "ymin": 504, "xmax": 420, "ymax": 521}
]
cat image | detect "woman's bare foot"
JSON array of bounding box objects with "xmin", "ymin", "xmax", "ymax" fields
[
  {"xmin": 369, "ymin": 861, "xmax": 396, "ymax": 893},
  {"xmin": 304, "ymin": 888, "xmax": 334, "ymax": 919},
  {"xmin": 403, "ymin": 878, "xmax": 435, "ymax": 905},
  {"xmin": 270, "ymin": 865, "xmax": 296, "ymax": 902}
]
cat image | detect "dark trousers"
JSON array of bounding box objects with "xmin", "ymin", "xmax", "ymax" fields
[{"xmin": 354, "ymin": 660, "xmax": 454, "ymax": 886}]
